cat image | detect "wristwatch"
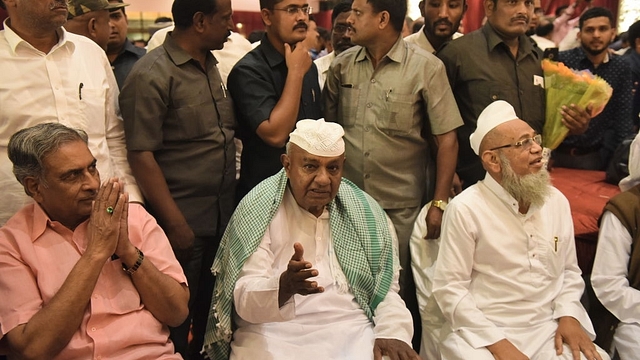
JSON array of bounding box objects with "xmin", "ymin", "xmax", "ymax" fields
[{"xmin": 432, "ymin": 199, "xmax": 448, "ymax": 211}]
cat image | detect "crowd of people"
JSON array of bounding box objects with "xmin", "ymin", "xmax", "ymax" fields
[{"xmin": 0, "ymin": 0, "xmax": 638, "ymax": 359}]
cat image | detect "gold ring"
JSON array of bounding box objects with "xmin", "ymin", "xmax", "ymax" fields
[{"xmin": 106, "ymin": 206, "xmax": 114, "ymax": 214}]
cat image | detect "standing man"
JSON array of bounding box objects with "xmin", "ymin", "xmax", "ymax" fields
[
  {"xmin": 554, "ymin": 7, "xmax": 633, "ymax": 171},
  {"xmin": 404, "ymin": 0, "xmax": 467, "ymax": 54},
  {"xmin": 64, "ymin": 0, "xmax": 118, "ymax": 50},
  {"xmin": 437, "ymin": 0, "xmax": 591, "ymax": 188},
  {"xmin": 324, "ymin": 0, "xmax": 462, "ymax": 348},
  {"xmin": 433, "ymin": 101, "xmax": 608, "ymax": 360},
  {"xmin": 228, "ymin": 0, "xmax": 322, "ymax": 201},
  {"xmin": 119, "ymin": 0, "xmax": 236, "ymax": 358},
  {"xmin": 0, "ymin": 0, "xmax": 142, "ymax": 225},
  {"xmin": 314, "ymin": 0, "xmax": 353, "ymax": 90},
  {"xmin": 106, "ymin": 0, "xmax": 146, "ymax": 90}
]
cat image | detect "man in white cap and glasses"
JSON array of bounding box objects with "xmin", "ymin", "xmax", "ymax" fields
[
  {"xmin": 203, "ymin": 119, "xmax": 419, "ymax": 360},
  {"xmin": 432, "ymin": 101, "xmax": 608, "ymax": 360},
  {"xmin": 590, "ymin": 131, "xmax": 640, "ymax": 359}
]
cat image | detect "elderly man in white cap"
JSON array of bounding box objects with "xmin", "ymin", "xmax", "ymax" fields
[
  {"xmin": 203, "ymin": 119, "xmax": 418, "ymax": 360},
  {"xmin": 590, "ymin": 132, "xmax": 640, "ymax": 360},
  {"xmin": 432, "ymin": 101, "xmax": 608, "ymax": 360}
]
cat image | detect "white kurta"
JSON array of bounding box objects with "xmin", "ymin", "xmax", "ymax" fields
[
  {"xmin": 231, "ymin": 189, "xmax": 413, "ymax": 359},
  {"xmin": 432, "ymin": 174, "xmax": 597, "ymax": 358},
  {"xmin": 0, "ymin": 23, "xmax": 141, "ymax": 225},
  {"xmin": 592, "ymin": 212, "xmax": 640, "ymax": 359}
]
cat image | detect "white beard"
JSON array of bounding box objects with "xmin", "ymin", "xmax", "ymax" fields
[{"xmin": 499, "ymin": 153, "xmax": 551, "ymax": 209}]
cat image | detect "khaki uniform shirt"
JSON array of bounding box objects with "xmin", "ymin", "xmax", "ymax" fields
[{"xmin": 324, "ymin": 37, "xmax": 462, "ymax": 209}]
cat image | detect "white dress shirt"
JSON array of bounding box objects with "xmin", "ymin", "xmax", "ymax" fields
[
  {"xmin": 0, "ymin": 22, "xmax": 141, "ymax": 225},
  {"xmin": 231, "ymin": 189, "xmax": 412, "ymax": 359},
  {"xmin": 404, "ymin": 27, "xmax": 463, "ymax": 54},
  {"xmin": 314, "ymin": 51, "xmax": 335, "ymax": 91},
  {"xmin": 592, "ymin": 212, "xmax": 640, "ymax": 359},
  {"xmin": 433, "ymin": 174, "xmax": 593, "ymax": 349}
]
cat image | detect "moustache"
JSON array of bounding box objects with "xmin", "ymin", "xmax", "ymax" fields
[
  {"xmin": 511, "ymin": 16, "xmax": 529, "ymax": 23},
  {"xmin": 293, "ymin": 22, "xmax": 308, "ymax": 31},
  {"xmin": 433, "ymin": 19, "xmax": 453, "ymax": 28},
  {"xmin": 50, "ymin": 0, "xmax": 67, "ymax": 9}
]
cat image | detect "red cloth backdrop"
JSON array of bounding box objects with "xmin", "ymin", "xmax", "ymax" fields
[{"xmin": 462, "ymin": 0, "xmax": 620, "ymax": 34}]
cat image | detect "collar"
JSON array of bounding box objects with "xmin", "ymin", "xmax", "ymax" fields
[
  {"xmin": 258, "ymin": 33, "xmax": 285, "ymax": 68},
  {"xmin": 3, "ymin": 19, "xmax": 73, "ymax": 55},
  {"xmin": 120, "ymin": 39, "xmax": 146, "ymax": 58},
  {"xmin": 574, "ymin": 45, "xmax": 610, "ymax": 65},
  {"xmin": 482, "ymin": 22, "xmax": 538, "ymax": 60},
  {"xmin": 415, "ymin": 26, "xmax": 436, "ymax": 53},
  {"xmin": 163, "ymin": 31, "xmax": 217, "ymax": 67},
  {"xmin": 481, "ymin": 173, "xmax": 540, "ymax": 217},
  {"xmin": 354, "ymin": 35, "xmax": 406, "ymax": 64},
  {"xmin": 29, "ymin": 203, "xmax": 88, "ymax": 243}
]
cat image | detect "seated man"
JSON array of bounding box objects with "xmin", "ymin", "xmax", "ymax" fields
[
  {"xmin": 203, "ymin": 119, "xmax": 418, "ymax": 360},
  {"xmin": 0, "ymin": 123, "xmax": 189, "ymax": 359},
  {"xmin": 591, "ymin": 132, "xmax": 640, "ymax": 360},
  {"xmin": 432, "ymin": 101, "xmax": 608, "ymax": 360}
]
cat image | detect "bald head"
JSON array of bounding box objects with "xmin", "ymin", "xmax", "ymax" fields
[{"xmin": 64, "ymin": 9, "xmax": 111, "ymax": 50}]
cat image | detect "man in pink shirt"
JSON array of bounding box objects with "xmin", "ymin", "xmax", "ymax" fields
[{"xmin": 0, "ymin": 123, "xmax": 189, "ymax": 359}]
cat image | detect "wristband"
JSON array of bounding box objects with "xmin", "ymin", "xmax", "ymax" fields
[{"xmin": 122, "ymin": 248, "xmax": 144, "ymax": 275}]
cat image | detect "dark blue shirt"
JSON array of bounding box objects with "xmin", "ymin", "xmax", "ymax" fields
[
  {"xmin": 557, "ymin": 47, "xmax": 633, "ymax": 163},
  {"xmin": 228, "ymin": 34, "xmax": 323, "ymax": 200},
  {"xmin": 111, "ymin": 40, "xmax": 146, "ymax": 90}
]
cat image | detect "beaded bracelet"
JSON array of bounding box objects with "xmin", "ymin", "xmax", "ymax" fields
[{"xmin": 122, "ymin": 247, "xmax": 144, "ymax": 275}]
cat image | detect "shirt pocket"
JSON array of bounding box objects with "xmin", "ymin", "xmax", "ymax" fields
[
  {"xmin": 378, "ymin": 92, "xmax": 416, "ymax": 135},
  {"xmin": 545, "ymin": 235, "xmax": 565, "ymax": 278},
  {"xmin": 338, "ymin": 87, "xmax": 360, "ymax": 127},
  {"xmin": 167, "ymin": 94, "xmax": 214, "ymax": 141},
  {"xmin": 78, "ymin": 87, "xmax": 107, "ymax": 136}
]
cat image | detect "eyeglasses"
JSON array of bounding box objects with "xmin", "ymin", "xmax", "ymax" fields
[
  {"xmin": 490, "ymin": 134, "xmax": 542, "ymax": 151},
  {"xmin": 333, "ymin": 24, "xmax": 350, "ymax": 34},
  {"xmin": 272, "ymin": 5, "xmax": 312, "ymax": 16}
]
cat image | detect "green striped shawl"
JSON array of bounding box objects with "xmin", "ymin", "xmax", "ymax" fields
[{"xmin": 203, "ymin": 169, "xmax": 395, "ymax": 360}]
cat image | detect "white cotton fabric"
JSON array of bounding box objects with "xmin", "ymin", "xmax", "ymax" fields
[
  {"xmin": 469, "ymin": 100, "xmax": 519, "ymax": 155},
  {"xmin": 433, "ymin": 174, "xmax": 596, "ymax": 354},
  {"xmin": 409, "ymin": 203, "xmax": 447, "ymax": 360},
  {"xmin": 231, "ymin": 189, "xmax": 412, "ymax": 359},
  {"xmin": 592, "ymin": 212, "xmax": 640, "ymax": 359},
  {"xmin": 618, "ymin": 131, "xmax": 640, "ymax": 191},
  {"xmin": 0, "ymin": 23, "xmax": 141, "ymax": 225},
  {"xmin": 288, "ymin": 119, "xmax": 345, "ymax": 157}
]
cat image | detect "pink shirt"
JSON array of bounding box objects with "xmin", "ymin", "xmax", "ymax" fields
[{"xmin": 0, "ymin": 203, "xmax": 186, "ymax": 360}]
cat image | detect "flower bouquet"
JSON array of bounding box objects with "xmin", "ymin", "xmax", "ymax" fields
[{"xmin": 541, "ymin": 59, "xmax": 613, "ymax": 150}]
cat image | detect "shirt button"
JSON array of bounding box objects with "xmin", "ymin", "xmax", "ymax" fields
[
  {"xmin": 366, "ymin": 103, "xmax": 372, "ymax": 108},
  {"xmin": 370, "ymin": 79, "xmax": 376, "ymax": 83},
  {"xmin": 91, "ymin": 327, "xmax": 96, "ymax": 331},
  {"xmin": 364, "ymin": 126, "xmax": 370, "ymax": 132},
  {"xmin": 315, "ymin": 236, "xmax": 321, "ymax": 241},
  {"xmin": 491, "ymin": 95, "xmax": 498, "ymax": 100},
  {"xmin": 364, "ymin": 174, "xmax": 370, "ymax": 179},
  {"xmin": 364, "ymin": 152, "xmax": 370, "ymax": 157}
]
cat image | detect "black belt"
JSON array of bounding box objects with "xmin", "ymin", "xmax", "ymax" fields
[{"xmin": 555, "ymin": 144, "xmax": 601, "ymax": 156}]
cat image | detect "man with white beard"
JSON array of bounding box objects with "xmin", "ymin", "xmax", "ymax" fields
[{"xmin": 432, "ymin": 100, "xmax": 609, "ymax": 360}]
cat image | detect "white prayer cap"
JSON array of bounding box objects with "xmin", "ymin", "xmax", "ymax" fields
[
  {"xmin": 289, "ymin": 119, "xmax": 345, "ymax": 157},
  {"xmin": 469, "ymin": 100, "xmax": 519, "ymax": 155},
  {"xmin": 619, "ymin": 132, "xmax": 640, "ymax": 191}
]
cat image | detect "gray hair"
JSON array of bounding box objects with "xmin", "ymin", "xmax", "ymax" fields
[{"xmin": 8, "ymin": 123, "xmax": 88, "ymax": 195}]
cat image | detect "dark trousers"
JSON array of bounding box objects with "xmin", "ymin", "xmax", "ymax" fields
[{"xmin": 170, "ymin": 235, "xmax": 221, "ymax": 360}]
